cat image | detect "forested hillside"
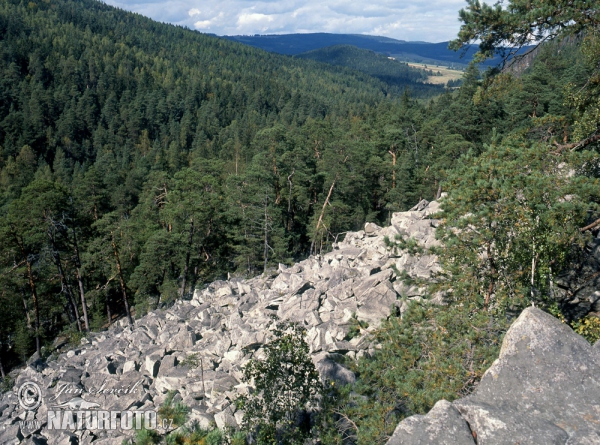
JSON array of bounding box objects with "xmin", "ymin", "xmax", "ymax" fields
[
  {"xmin": 0, "ymin": 0, "xmax": 461, "ymax": 373},
  {"xmin": 295, "ymin": 45, "xmax": 445, "ymax": 96},
  {"xmin": 225, "ymin": 33, "xmax": 492, "ymax": 66},
  {"xmin": 0, "ymin": 6, "xmax": 599, "ymax": 442}
]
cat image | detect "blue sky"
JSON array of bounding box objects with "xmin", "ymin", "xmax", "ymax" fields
[{"xmin": 102, "ymin": 0, "xmax": 467, "ymax": 43}]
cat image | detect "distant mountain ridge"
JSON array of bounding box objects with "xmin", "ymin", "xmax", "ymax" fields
[
  {"xmin": 295, "ymin": 44, "xmax": 445, "ymax": 96},
  {"xmin": 224, "ymin": 33, "xmax": 498, "ymax": 67}
]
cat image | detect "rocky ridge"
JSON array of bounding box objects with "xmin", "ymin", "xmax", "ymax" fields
[{"xmin": 0, "ymin": 200, "xmax": 442, "ymax": 444}]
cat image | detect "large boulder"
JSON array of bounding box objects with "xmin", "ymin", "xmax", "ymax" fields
[
  {"xmin": 387, "ymin": 400, "xmax": 475, "ymax": 445},
  {"xmin": 387, "ymin": 307, "xmax": 600, "ymax": 445}
]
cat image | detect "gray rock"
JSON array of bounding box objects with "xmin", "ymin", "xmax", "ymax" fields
[
  {"xmin": 315, "ymin": 355, "xmax": 356, "ymax": 385},
  {"xmin": 0, "ymin": 423, "xmax": 24, "ymax": 444},
  {"xmin": 188, "ymin": 409, "xmax": 214, "ymax": 429},
  {"xmin": 365, "ymin": 222, "xmax": 382, "ymax": 235},
  {"xmin": 387, "ymin": 400, "xmax": 475, "ymax": 445},
  {"xmin": 454, "ymin": 307, "xmax": 600, "ymax": 445},
  {"xmin": 387, "ymin": 308, "xmax": 600, "ymax": 445},
  {"xmin": 1, "ymin": 199, "xmax": 449, "ymax": 444},
  {"xmin": 356, "ymin": 281, "xmax": 397, "ymax": 326},
  {"xmin": 214, "ymin": 407, "xmax": 237, "ymax": 429},
  {"xmin": 145, "ymin": 354, "xmax": 161, "ymax": 378}
]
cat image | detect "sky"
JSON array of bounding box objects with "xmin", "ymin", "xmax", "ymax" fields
[{"xmin": 103, "ymin": 0, "xmax": 468, "ymax": 43}]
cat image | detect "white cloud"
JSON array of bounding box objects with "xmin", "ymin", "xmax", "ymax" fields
[
  {"xmin": 102, "ymin": 0, "xmax": 467, "ymax": 42},
  {"xmin": 237, "ymin": 13, "xmax": 274, "ymax": 26},
  {"xmin": 194, "ymin": 20, "xmax": 213, "ymax": 29}
]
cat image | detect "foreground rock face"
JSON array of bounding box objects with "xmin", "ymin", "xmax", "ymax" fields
[
  {"xmin": 0, "ymin": 201, "xmax": 440, "ymax": 444},
  {"xmin": 386, "ymin": 307, "xmax": 600, "ymax": 445}
]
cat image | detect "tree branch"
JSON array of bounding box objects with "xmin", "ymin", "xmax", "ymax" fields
[
  {"xmin": 553, "ymin": 133, "xmax": 600, "ymax": 153},
  {"xmin": 580, "ymin": 217, "xmax": 600, "ymax": 233}
]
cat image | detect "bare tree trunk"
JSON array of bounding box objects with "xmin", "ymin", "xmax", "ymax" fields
[
  {"xmin": 580, "ymin": 217, "xmax": 600, "ymax": 233},
  {"xmin": 54, "ymin": 254, "xmax": 82, "ymax": 332},
  {"xmin": 106, "ymin": 296, "xmax": 112, "ymax": 326},
  {"xmin": 310, "ymin": 179, "xmax": 336, "ymax": 256},
  {"xmin": 72, "ymin": 227, "xmax": 90, "ymax": 331},
  {"xmin": 287, "ymin": 170, "xmax": 295, "ymax": 231},
  {"xmin": 0, "ymin": 354, "xmax": 5, "ymax": 379},
  {"xmin": 111, "ymin": 233, "xmax": 134, "ymax": 326},
  {"xmin": 484, "ymin": 243, "xmax": 496, "ymax": 310},
  {"xmin": 180, "ymin": 217, "xmax": 194, "ymax": 299},
  {"xmin": 26, "ymin": 260, "xmax": 41, "ymax": 358},
  {"xmin": 263, "ymin": 194, "xmax": 270, "ymax": 274},
  {"xmin": 47, "ymin": 224, "xmax": 81, "ymax": 331},
  {"xmin": 157, "ymin": 269, "xmax": 166, "ymax": 310},
  {"xmin": 388, "ymin": 148, "xmax": 397, "ymax": 189},
  {"xmin": 531, "ymin": 245, "xmax": 539, "ymax": 301},
  {"xmin": 20, "ymin": 287, "xmax": 32, "ymax": 328}
]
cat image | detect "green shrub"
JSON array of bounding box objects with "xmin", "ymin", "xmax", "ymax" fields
[
  {"xmin": 14, "ymin": 321, "xmax": 35, "ymax": 362},
  {"xmin": 123, "ymin": 426, "xmax": 161, "ymax": 445},
  {"xmin": 0, "ymin": 375, "xmax": 13, "ymax": 394},
  {"xmin": 572, "ymin": 315, "xmax": 600, "ymax": 344},
  {"xmin": 332, "ymin": 300, "xmax": 505, "ymax": 444},
  {"xmin": 548, "ymin": 304, "xmax": 600, "ymax": 344},
  {"xmin": 180, "ymin": 353, "xmax": 200, "ymax": 369},
  {"xmin": 237, "ymin": 319, "xmax": 322, "ymax": 444},
  {"xmin": 158, "ymin": 391, "xmax": 190, "ymax": 429}
]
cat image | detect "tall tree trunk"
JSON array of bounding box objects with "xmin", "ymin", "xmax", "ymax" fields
[
  {"xmin": 0, "ymin": 354, "xmax": 5, "ymax": 379},
  {"xmin": 157, "ymin": 269, "xmax": 166, "ymax": 310},
  {"xmin": 26, "ymin": 260, "xmax": 41, "ymax": 358},
  {"xmin": 388, "ymin": 147, "xmax": 397, "ymax": 189},
  {"xmin": 72, "ymin": 227, "xmax": 90, "ymax": 331},
  {"xmin": 20, "ymin": 287, "xmax": 32, "ymax": 328},
  {"xmin": 180, "ymin": 217, "xmax": 194, "ymax": 299},
  {"xmin": 47, "ymin": 224, "xmax": 81, "ymax": 331},
  {"xmin": 287, "ymin": 171, "xmax": 295, "ymax": 231},
  {"xmin": 111, "ymin": 233, "xmax": 134, "ymax": 326},
  {"xmin": 54, "ymin": 253, "xmax": 82, "ymax": 332},
  {"xmin": 106, "ymin": 295, "xmax": 112, "ymax": 326},
  {"xmin": 484, "ymin": 242, "xmax": 496, "ymax": 310},
  {"xmin": 310, "ymin": 179, "xmax": 336, "ymax": 256},
  {"xmin": 263, "ymin": 194, "xmax": 270, "ymax": 274}
]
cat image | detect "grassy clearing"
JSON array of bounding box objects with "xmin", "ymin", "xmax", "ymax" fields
[{"xmin": 408, "ymin": 63, "xmax": 464, "ymax": 85}]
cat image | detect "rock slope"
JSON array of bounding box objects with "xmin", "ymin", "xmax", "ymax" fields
[
  {"xmin": 0, "ymin": 200, "xmax": 441, "ymax": 444},
  {"xmin": 386, "ymin": 307, "xmax": 600, "ymax": 445}
]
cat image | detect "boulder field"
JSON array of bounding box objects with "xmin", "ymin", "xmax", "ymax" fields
[
  {"xmin": 0, "ymin": 200, "xmax": 440, "ymax": 444},
  {"xmin": 1, "ymin": 199, "xmax": 599, "ymax": 444}
]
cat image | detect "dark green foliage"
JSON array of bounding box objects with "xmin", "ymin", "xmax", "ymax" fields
[
  {"xmin": 296, "ymin": 45, "xmax": 444, "ymax": 98},
  {"xmin": 125, "ymin": 427, "xmax": 161, "ymax": 445},
  {"xmin": 450, "ymin": 0, "xmax": 600, "ymax": 63},
  {"xmin": 13, "ymin": 321, "xmax": 35, "ymax": 362},
  {"xmin": 335, "ymin": 301, "xmax": 505, "ymax": 445},
  {"xmin": 433, "ymin": 142, "xmax": 599, "ymax": 311},
  {"xmin": 238, "ymin": 320, "xmax": 322, "ymax": 444},
  {"xmin": 0, "ymin": 0, "xmax": 442, "ymax": 370},
  {"xmin": 158, "ymin": 391, "xmax": 190, "ymax": 428}
]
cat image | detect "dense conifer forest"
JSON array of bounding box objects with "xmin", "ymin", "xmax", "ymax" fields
[
  {"xmin": 295, "ymin": 45, "xmax": 446, "ymax": 96},
  {"xmin": 0, "ymin": 0, "xmax": 462, "ymax": 372},
  {"xmin": 0, "ymin": 0, "xmax": 599, "ymax": 443}
]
